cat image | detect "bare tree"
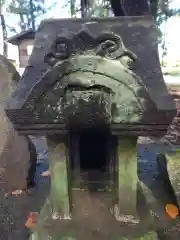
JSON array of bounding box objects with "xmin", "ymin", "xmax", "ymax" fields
[
  {"xmin": 8, "ymin": 0, "xmax": 46, "ymax": 32},
  {"xmin": 0, "ymin": 0, "xmax": 7, "ymax": 56},
  {"xmin": 70, "ymin": 0, "xmax": 76, "ymax": 17}
]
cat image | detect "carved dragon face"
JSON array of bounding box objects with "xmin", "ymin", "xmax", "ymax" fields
[{"xmin": 41, "ymin": 30, "xmax": 147, "ymax": 128}]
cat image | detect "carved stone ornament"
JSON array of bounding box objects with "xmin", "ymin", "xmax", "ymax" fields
[
  {"xmin": 44, "ymin": 30, "xmax": 138, "ymax": 69},
  {"xmin": 5, "ymin": 17, "xmax": 176, "ymax": 135},
  {"xmin": 4, "ymin": 16, "xmax": 179, "ymax": 240},
  {"xmin": 39, "ymin": 29, "xmax": 146, "ymax": 128}
]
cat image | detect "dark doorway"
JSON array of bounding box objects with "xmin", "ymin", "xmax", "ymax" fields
[{"xmin": 79, "ymin": 129, "xmax": 109, "ymax": 191}]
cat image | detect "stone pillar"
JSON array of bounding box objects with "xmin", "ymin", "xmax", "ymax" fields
[
  {"xmin": 29, "ymin": 136, "xmax": 71, "ymax": 240},
  {"xmin": 48, "ymin": 137, "xmax": 70, "ymax": 218},
  {"xmin": 112, "ymin": 136, "xmax": 139, "ymax": 225},
  {"xmin": 117, "ymin": 136, "xmax": 138, "ymax": 215}
]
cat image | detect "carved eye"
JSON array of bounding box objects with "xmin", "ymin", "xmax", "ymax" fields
[
  {"xmin": 56, "ymin": 43, "xmax": 68, "ymax": 58},
  {"xmin": 120, "ymin": 56, "xmax": 134, "ymax": 70},
  {"xmin": 44, "ymin": 52, "xmax": 56, "ymax": 66},
  {"xmin": 96, "ymin": 40, "xmax": 117, "ymax": 57},
  {"xmin": 126, "ymin": 58, "xmax": 134, "ymax": 69}
]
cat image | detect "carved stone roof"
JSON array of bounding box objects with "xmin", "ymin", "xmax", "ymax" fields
[{"xmin": 5, "ymin": 17, "xmax": 176, "ymax": 136}]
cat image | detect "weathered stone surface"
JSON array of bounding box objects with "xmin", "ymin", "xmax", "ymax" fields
[
  {"xmin": 0, "ymin": 54, "xmax": 30, "ymax": 191},
  {"xmin": 0, "ymin": 55, "xmax": 40, "ymax": 240},
  {"xmin": 4, "ymin": 17, "xmax": 179, "ymax": 240},
  {"xmin": 5, "ymin": 17, "xmax": 176, "ymax": 136}
]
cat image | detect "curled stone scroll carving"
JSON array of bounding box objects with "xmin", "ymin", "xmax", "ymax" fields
[{"xmin": 44, "ymin": 30, "xmax": 138, "ymax": 70}]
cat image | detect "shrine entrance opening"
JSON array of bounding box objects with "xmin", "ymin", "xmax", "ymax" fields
[
  {"xmin": 79, "ymin": 129, "xmax": 109, "ymax": 191},
  {"xmin": 70, "ymin": 128, "xmax": 112, "ymax": 191},
  {"xmin": 79, "ymin": 129, "xmax": 108, "ymax": 171}
]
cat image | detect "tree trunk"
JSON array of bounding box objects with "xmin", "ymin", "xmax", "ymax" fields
[
  {"xmin": 149, "ymin": 0, "xmax": 159, "ymax": 19},
  {"xmin": 81, "ymin": 0, "xmax": 88, "ymax": 18},
  {"xmin": 103, "ymin": 0, "xmax": 110, "ymax": 17},
  {"xmin": 109, "ymin": 0, "xmax": 125, "ymax": 16},
  {"xmin": 19, "ymin": 13, "xmax": 26, "ymax": 31},
  {"xmin": 110, "ymin": 0, "xmax": 159, "ymax": 17},
  {"xmin": 0, "ymin": 13, "xmax": 7, "ymax": 57},
  {"xmin": 29, "ymin": 0, "xmax": 35, "ymax": 31},
  {"xmin": 120, "ymin": 0, "xmax": 150, "ymax": 15},
  {"xmin": 70, "ymin": 0, "xmax": 76, "ymax": 17},
  {"xmin": 27, "ymin": 15, "xmax": 32, "ymax": 29}
]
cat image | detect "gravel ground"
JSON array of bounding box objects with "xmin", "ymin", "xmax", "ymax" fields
[
  {"xmin": 0, "ymin": 163, "xmax": 50, "ymax": 240},
  {"xmin": 0, "ymin": 137, "xmax": 180, "ymax": 239}
]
